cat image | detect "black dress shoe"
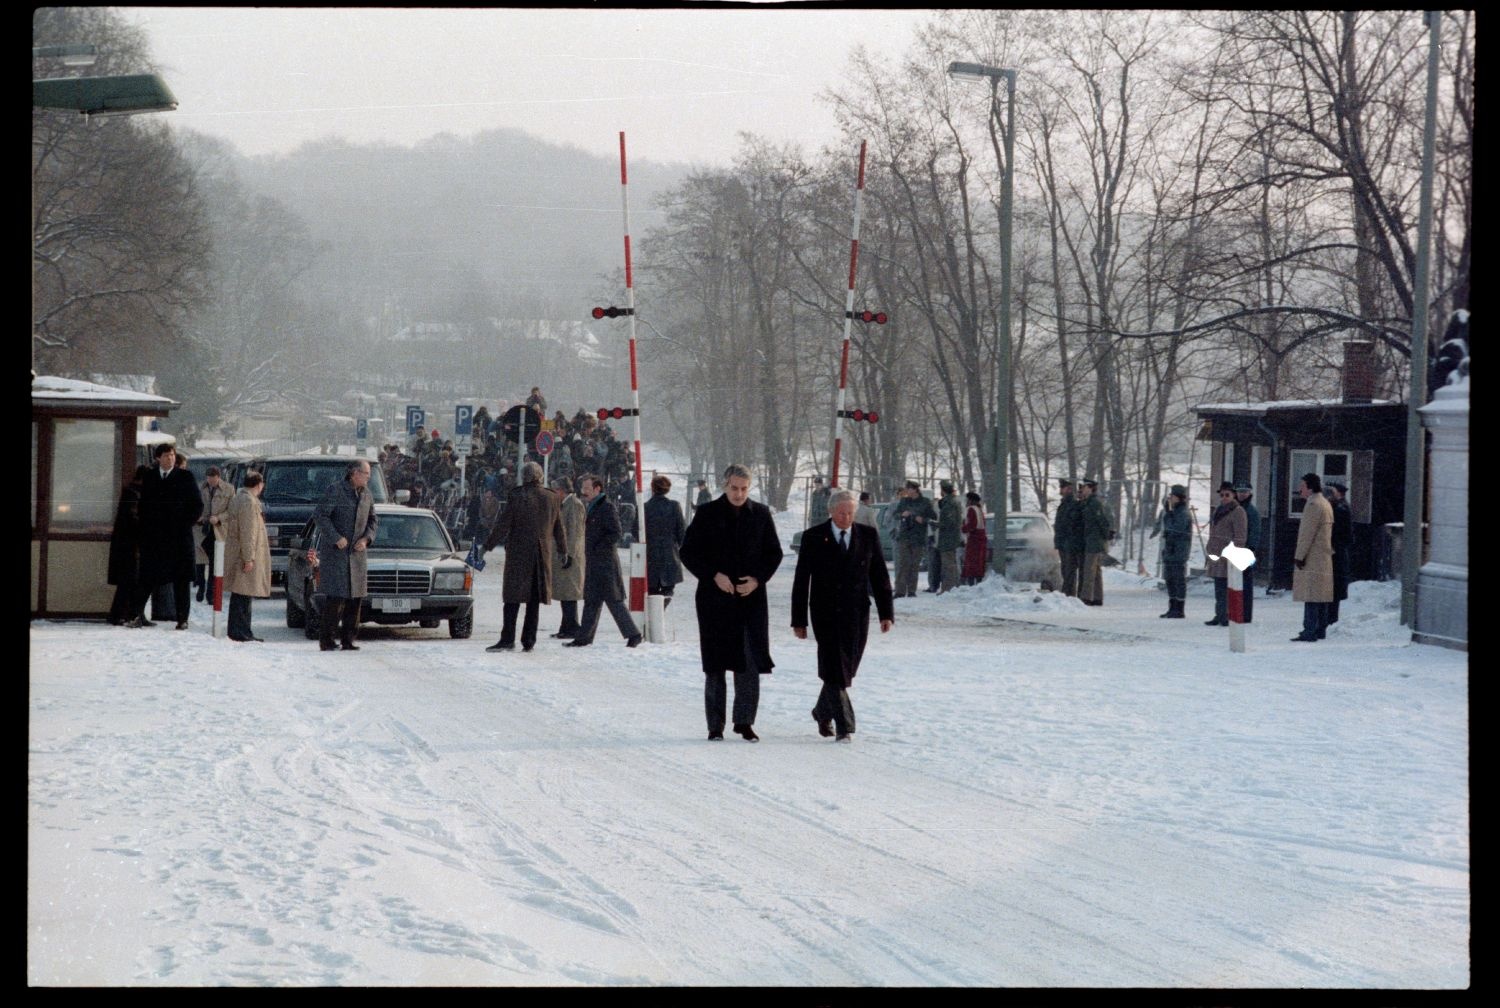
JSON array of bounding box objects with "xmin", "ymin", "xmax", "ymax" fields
[
  {"xmin": 835, "ymin": 732, "xmax": 852, "ymax": 743},
  {"xmin": 340, "ymin": 642, "xmax": 360, "ymax": 651},
  {"xmin": 522, "ymin": 645, "xmax": 534, "ymax": 652},
  {"xmin": 1205, "ymin": 617, "xmax": 1224, "ymax": 626},
  {"xmin": 1290, "ymin": 633, "xmax": 1319, "ymax": 642},
  {"xmin": 319, "ymin": 642, "xmax": 338, "ymax": 652},
  {"xmin": 626, "ymin": 634, "xmax": 643, "ymax": 648},
  {"xmin": 813, "ymin": 710, "xmax": 834, "ymax": 737},
  {"xmin": 733, "ymin": 724, "xmax": 759, "ymax": 743},
  {"xmin": 564, "ymin": 639, "xmax": 592, "ymax": 647},
  {"xmin": 707, "ymin": 731, "xmax": 724, "ymax": 741},
  {"xmin": 486, "ymin": 642, "xmax": 515, "ymax": 652},
  {"xmin": 550, "ymin": 631, "xmax": 575, "ymax": 639},
  {"xmin": 175, "ymin": 621, "xmax": 189, "ymax": 630}
]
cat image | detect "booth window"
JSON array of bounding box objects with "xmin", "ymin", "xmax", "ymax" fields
[
  {"xmin": 1289, "ymin": 450, "xmax": 1349, "ymax": 517},
  {"xmin": 50, "ymin": 418, "xmax": 120, "ymax": 532}
]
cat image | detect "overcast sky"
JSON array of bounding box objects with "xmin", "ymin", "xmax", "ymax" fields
[{"xmin": 127, "ymin": 6, "xmax": 933, "ymax": 166}]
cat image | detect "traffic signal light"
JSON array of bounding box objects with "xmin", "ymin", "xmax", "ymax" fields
[
  {"xmin": 591, "ymin": 306, "xmax": 634, "ymax": 319},
  {"xmin": 845, "ymin": 309, "xmax": 888, "ymax": 324},
  {"xmin": 838, "ymin": 408, "xmax": 880, "ymax": 423},
  {"xmin": 597, "ymin": 407, "xmax": 641, "ymax": 420}
]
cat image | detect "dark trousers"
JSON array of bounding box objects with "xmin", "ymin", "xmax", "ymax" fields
[
  {"xmin": 110, "ymin": 582, "xmax": 136, "ymax": 624},
  {"xmin": 1079, "ymin": 553, "xmax": 1105, "ymax": 603},
  {"xmin": 1164, "ymin": 562, "xmax": 1186, "ymax": 602},
  {"xmin": 1240, "ymin": 564, "xmax": 1254, "ymax": 623},
  {"xmin": 927, "ymin": 545, "xmax": 942, "ymax": 590},
  {"xmin": 1302, "ymin": 602, "xmax": 1330, "ymax": 639},
  {"xmin": 578, "ymin": 596, "xmax": 637, "ymax": 643},
  {"xmin": 813, "ymin": 680, "xmax": 856, "ymax": 736},
  {"xmin": 557, "ymin": 599, "xmax": 580, "ymax": 634},
  {"xmin": 705, "ymin": 638, "xmax": 764, "ymax": 732},
  {"xmin": 228, "ymin": 592, "xmax": 254, "ymax": 640},
  {"xmin": 500, "ymin": 601, "xmax": 540, "ymax": 649},
  {"xmin": 1213, "ymin": 577, "xmax": 1229, "ymax": 622},
  {"xmin": 321, "ymin": 597, "xmax": 363, "ymax": 648},
  {"xmin": 141, "ymin": 579, "xmax": 189, "ymax": 623},
  {"xmin": 1059, "ymin": 550, "xmax": 1083, "ymax": 596}
]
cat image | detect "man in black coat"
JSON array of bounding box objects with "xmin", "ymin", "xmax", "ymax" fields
[
  {"xmin": 564, "ymin": 474, "xmax": 642, "ymax": 649},
  {"xmin": 1327, "ymin": 480, "xmax": 1353, "ymax": 625},
  {"xmin": 791, "ymin": 488, "xmax": 894, "ymax": 742},
  {"xmin": 679, "ymin": 463, "xmax": 783, "ymax": 742},
  {"xmin": 131, "ymin": 444, "xmax": 204, "ymax": 629}
]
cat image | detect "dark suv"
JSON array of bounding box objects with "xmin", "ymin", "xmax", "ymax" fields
[{"xmin": 239, "ymin": 455, "xmax": 396, "ymax": 586}]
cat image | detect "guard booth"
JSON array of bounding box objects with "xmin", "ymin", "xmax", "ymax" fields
[{"xmin": 32, "ymin": 375, "xmax": 178, "ymax": 618}]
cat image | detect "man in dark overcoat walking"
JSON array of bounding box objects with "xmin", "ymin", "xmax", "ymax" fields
[
  {"xmin": 791, "ymin": 489, "xmax": 894, "ymax": 742},
  {"xmin": 564, "ymin": 474, "xmax": 642, "ymax": 649},
  {"xmin": 679, "ymin": 463, "xmax": 783, "ymax": 742},
  {"xmin": 133, "ymin": 443, "xmax": 204, "ymax": 629},
  {"xmin": 483, "ymin": 461, "xmax": 567, "ymax": 652},
  {"xmin": 312, "ymin": 459, "xmax": 379, "ymax": 651}
]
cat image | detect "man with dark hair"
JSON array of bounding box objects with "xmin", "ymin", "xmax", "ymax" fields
[
  {"xmin": 1154, "ymin": 485, "xmax": 1192, "ymax": 618},
  {"xmin": 1291, "ymin": 472, "xmax": 1335, "ymax": 642},
  {"xmin": 935, "ymin": 479, "xmax": 962, "ymax": 593},
  {"xmin": 131, "ymin": 443, "xmax": 203, "ymax": 630},
  {"xmin": 680, "ymin": 464, "xmax": 783, "ymax": 742},
  {"xmin": 483, "ymin": 461, "xmax": 567, "ymax": 653},
  {"xmin": 1054, "ymin": 479, "xmax": 1084, "ymax": 597},
  {"xmin": 565, "ymin": 474, "xmax": 642, "ymax": 650},
  {"xmin": 312, "ymin": 459, "xmax": 379, "ymax": 651}
]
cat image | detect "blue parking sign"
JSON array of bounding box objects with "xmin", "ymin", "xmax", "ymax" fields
[
  {"xmin": 455, "ymin": 404, "xmax": 473, "ymax": 436},
  {"xmin": 406, "ymin": 405, "xmax": 425, "ymax": 434}
]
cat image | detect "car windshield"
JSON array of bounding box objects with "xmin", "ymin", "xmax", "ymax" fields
[
  {"xmin": 372, "ymin": 513, "xmax": 450, "ymax": 551},
  {"xmin": 261, "ymin": 462, "xmax": 389, "ymax": 504}
]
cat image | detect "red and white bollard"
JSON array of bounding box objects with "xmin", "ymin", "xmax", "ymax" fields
[
  {"xmin": 1221, "ymin": 542, "xmax": 1255, "ymax": 653},
  {"xmin": 211, "ymin": 539, "xmax": 226, "ymax": 639}
]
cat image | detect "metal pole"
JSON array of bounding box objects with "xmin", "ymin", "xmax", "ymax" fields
[
  {"xmin": 993, "ymin": 71, "xmax": 1015, "ymax": 574},
  {"xmin": 1401, "ymin": 11, "xmax": 1440, "ymax": 627},
  {"xmin": 830, "ymin": 140, "xmax": 868, "ymax": 490}
]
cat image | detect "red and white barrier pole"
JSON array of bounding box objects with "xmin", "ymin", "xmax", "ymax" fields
[
  {"xmin": 829, "ymin": 139, "xmax": 867, "ymax": 490},
  {"xmin": 1226, "ymin": 541, "xmax": 1248, "ymax": 653},
  {"xmin": 618, "ymin": 131, "xmax": 647, "ymax": 632},
  {"xmin": 212, "ymin": 539, "xmax": 226, "ymax": 639}
]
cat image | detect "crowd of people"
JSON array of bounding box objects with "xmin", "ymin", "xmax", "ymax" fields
[{"xmin": 374, "ymin": 387, "xmax": 642, "ymax": 540}]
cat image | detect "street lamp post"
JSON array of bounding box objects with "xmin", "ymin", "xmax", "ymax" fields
[{"xmin": 949, "ymin": 61, "xmax": 1017, "ymax": 575}]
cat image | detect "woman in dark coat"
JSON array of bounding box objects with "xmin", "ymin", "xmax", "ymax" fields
[
  {"xmin": 107, "ymin": 466, "xmax": 151, "ymax": 625},
  {"xmin": 644, "ymin": 474, "xmax": 685, "ymax": 607},
  {"xmin": 679, "ymin": 464, "xmax": 783, "ymax": 742}
]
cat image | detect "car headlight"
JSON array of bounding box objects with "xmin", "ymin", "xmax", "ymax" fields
[{"xmin": 433, "ymin": 570, "xmax": 467, "ymax": 592}]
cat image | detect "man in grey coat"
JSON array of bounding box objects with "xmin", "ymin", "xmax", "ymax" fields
[{"xmin": 312, "ymin": 459, "xmax": 379, "ymax": 651}]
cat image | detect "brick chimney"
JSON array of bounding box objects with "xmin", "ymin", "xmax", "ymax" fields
[{"xmin": 1342, "ymin": 340, "xmax": 1376, "ymax": 404}]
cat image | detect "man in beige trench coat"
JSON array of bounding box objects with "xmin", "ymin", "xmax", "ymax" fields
[
  {"xmin": 1291, "ymin": 471, "xmax": 1335, "ymax": 642},
  {"xmin": 223, "ymin": 471, "xmax": 272, "ymax": 642}
]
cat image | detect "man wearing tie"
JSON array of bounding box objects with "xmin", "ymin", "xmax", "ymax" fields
[{"xmin": 790, "ymin": 488, "xmax": 895, "ymax": 742}]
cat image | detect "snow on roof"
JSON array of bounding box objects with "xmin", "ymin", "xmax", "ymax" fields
[
  {"xmin": 32, "ymin": 374, "xmax": 175, "ymax": 405},
  {"xmin": 1194, "ymin": 398, "xmax": 1394, "ymax": 415}
]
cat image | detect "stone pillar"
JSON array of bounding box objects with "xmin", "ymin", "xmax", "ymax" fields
[{"xmin": 1414, "ymin": 377, "xmax": 1468, "ymax": 650}]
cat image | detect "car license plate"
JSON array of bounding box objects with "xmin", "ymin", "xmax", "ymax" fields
[{"xmin": 377, "ymin": 597, "xmax": 414, "ymax": 613}]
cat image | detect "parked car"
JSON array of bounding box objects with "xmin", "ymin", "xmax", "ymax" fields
[
  {"xmin": 239, "ymin": 455, "xmax": 400, "ymax": 586},
  {"xmin": 183, "ymin": 452, "xmax": 248, "ymax": 488},
  {"xmin": 285, "ymin": 504, "xmax": 475, "ymax": 639},
  {"xmin": 1002, "ymin": 511, "xmax": 1061, "ymax": 586}
]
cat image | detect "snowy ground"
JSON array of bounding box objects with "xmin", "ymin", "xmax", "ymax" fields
[{"xmin": 29, "ymin": 495, "xmax": 1468, "ymax": 987}]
